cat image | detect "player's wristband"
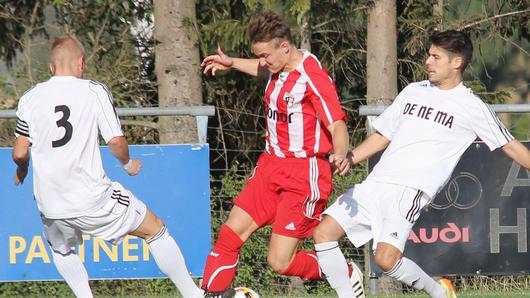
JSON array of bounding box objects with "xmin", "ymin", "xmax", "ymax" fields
[{"xmin": 122, "ymin": 159, "xmax": 134, "ymax": 170}]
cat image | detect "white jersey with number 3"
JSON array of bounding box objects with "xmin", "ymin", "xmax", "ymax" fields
[
  {"xmin": 15, "ymin": 76, "xmax": 123, "ymax": 219},
  {"xmin": 368, "ymin": 81, "xmax": 514, "ymax": 198}
]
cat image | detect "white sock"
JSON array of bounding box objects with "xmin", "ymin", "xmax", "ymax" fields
[
  {"xmin": 315, "ymin": 241, "xmax": 354, "ymax": 298},
  {"xmin": 147, "ymin": 226, "xmax": 204, "ymax": 298},
  {"xmin": 51, "ymin": 250, "xmax": 93, "ymax": 298},
  {"xmin": 384, "ymin": 257, "xmax": 445, "ymax": 298}
]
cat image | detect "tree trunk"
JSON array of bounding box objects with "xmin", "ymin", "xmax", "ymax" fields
[
  {"xmin": 366, "ymin": 1, "xmax": 399, "ymax": 293},
  {"xmin": 433, "ymin": 0, "xmax": 444, "ymax": 30},
  {"xmin": 300, "ymin": 11, "xmax": 311, "ymax": 51},
  {"xmin": 154, "ymin": 0, "xmax": 202, "ymax": 144},
  {"xmin": 366, "ymin": 0, "xmax": 397, "ymax": 106}
]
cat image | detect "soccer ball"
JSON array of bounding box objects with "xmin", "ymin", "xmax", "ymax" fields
[{"xmin": 233, "ymin": 287, "xmax": 260, "ymax": 298}]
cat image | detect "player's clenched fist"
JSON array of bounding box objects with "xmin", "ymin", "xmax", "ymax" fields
[
  {"xmin": 123, "ymin": 159, "xmax": 142, "ymax": 176},
  {"xmin": 329, "ymin": 153, "xmax": 351, "ymax": 176},
  {"xmin": 201, "ymin": 47, "xmax": 233, "ymax": 76},
  {"xmin": 14, "ymin": 166, "xmax": 28, "ymax": 185}
]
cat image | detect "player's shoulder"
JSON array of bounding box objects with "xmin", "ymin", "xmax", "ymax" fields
[
  {"xmin": 300, "ymin": 51, "xmax": 325, "ymax": 73},
  {"xmin": 451, "ymin": 83, "xmax": 486, "ymax": 110},
  {"xmin": 18, "ymin": 82, "xmax": 46, "ymax": 107},
  {"xmin": 406, "ymin": 80, "xmax": 430, "ymax": 90},
  {"xmin": 459, "ymin": 82, "xmax": 481, "ymax": 98},
  {"xmin": 395, "ymin": 81, "xmax": 428, "ymax": 98},
  {"xmin": 88, "ymin": 79, "xmax": 110, "ymax": 92},
  {"xmin": 20, "ymin": 84, "xmax": 38, "ymax": 100},
  {"xmin": 88, "ymin": 79, "xmax": 113, "ymax": 100}
]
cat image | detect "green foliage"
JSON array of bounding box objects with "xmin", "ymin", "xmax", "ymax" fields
[
  {"xmin": 0, "ymin": 1, "xmax": 47, "ymax": 66},
  {"xmin": 0, "ymin": 0, "xmax": 158, "ymax": 145},
  {"xmin": 0, "ymin": 279, "xmax": 182, "ymax": 298}
]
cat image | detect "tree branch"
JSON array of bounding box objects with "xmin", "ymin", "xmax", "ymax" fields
[
  {"xmin": 496, "ymin": 33, "xmax": 529, "ymax": 56},
  {"xmin": 24, "ymin": 0, "xmax": 41, "ymax": 84},
  {"xmin": 459, "ymin": 9, "xmax": 530, "ymax": 30}
]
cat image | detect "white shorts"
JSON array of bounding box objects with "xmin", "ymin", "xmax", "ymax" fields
[
  {"xmin": 323, "ymin": 181, "xmax": 431, "ymax": 252},
  {"xmin": 41, "ymin": 181, "xmax": 147, "ymax": 254}
]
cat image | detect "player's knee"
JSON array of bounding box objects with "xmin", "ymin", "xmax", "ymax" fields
[
  {"xmin": 313, "ymin": 223, "xmax": 329, "ymax": 243},
  {"xmin": 313, "ymin": 218, "xmax": 342, "ymax": 244},
  {"xmin": 374, "ymin": 249, "xmax": 401, "ymax": 272},
  {"xmin": 267, "ymin": 255, "xmax": 289, "ymax": 274},
  {"xmin": 153, "ymin": 215, "xmax": 164, "ymax": 231}
]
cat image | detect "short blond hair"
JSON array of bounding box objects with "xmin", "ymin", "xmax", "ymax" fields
[{"xmin": 50, "ymin": 34, "xmax": 84, "ymax": 67}]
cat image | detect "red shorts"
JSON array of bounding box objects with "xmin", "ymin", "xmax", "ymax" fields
[{"xmin": 234, "ymin": 153, "xmax": 333, "ymax": 238}]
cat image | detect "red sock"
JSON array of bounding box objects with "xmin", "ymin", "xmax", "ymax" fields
[
  {"xmin": 280, "ymin": 251, "xmax": 322, "ymax": 281},
  {"xmin": 202, "ymin": 225, "xmax": 244, "ymax": 291}
]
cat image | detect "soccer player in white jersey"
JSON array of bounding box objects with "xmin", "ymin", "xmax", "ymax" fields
[
  {"xmin": 199, "ymin": 11, "xmax": 362, "ymax": 298},
  {"xmin": 12, "ymin": 35, "xmax": 204, "ymax": 298},
  {"xmin": 313, "ymin": 30, "xmax": 530, "ymax": 298}
]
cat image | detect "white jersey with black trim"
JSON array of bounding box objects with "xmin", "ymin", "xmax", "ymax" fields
[
  {"xmin": 368, "ymin": 80, "xmax": 513, "ymax": 198},
  {"xmin": 15, "ymin": 76, "xmax": 124, "ymax": 219}
]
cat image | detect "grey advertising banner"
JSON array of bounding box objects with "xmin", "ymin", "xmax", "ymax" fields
[{"xmin": 370, "ymin": 142, "xmax": 530, "ymax": 276}]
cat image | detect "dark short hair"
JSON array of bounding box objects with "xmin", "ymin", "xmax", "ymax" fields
[
  {"xmin": 429, "ymin": 30, "xmax": 473, "ymax": 72},
  {"xmin": 246, "ymin": 11, "xmax": 293, "ymax": 45}
]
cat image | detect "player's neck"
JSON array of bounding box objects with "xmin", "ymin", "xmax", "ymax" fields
[
  {"xmin": 283, "ymin": 48, "xmax": 304, "ymax": 72},
  {"xmin": 435, "ymin": 75, "xmax": 462, "ymax": 90},
  {"xmin": 52, "ymin": 67, "xmax": 82, "ymax": 78}
]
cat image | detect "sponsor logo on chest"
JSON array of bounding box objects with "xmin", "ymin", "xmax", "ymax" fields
[{"xmin": 403, "ymin": 102, "xmax": 455, "ymax": 128}]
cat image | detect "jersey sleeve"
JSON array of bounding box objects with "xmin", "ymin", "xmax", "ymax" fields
[
  {"xmin": 372, "ymin": 87, "xmax": 408, "ymax": 140},
  {"xmin": 304, "ymin": 58, "xmax": 346, "ymax": 127},
  {"xmin": 89, "ymin": 81, "xmax": 123, "ymax": 143},
  {"xmin": 469, "ymin": 97, "xmax": 514, "ymax": 151},
  {"xmin": 14, "ymin": 95, "xmax": 33, "ymax": 142}
]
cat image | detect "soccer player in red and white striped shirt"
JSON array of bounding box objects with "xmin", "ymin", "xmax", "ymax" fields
[{"xmin": 200, "ymin": 12, "xmax": 353, "ymax": 297}]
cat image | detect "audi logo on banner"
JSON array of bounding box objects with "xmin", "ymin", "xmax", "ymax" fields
[{"xmin": 430, "ymin": 172, "xmax": 483, "ymax": 210}]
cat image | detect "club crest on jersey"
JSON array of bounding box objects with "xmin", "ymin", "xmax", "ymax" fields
[{"xmin": 283, "ymin": 93, "xmax": 295, "ymax": 107}]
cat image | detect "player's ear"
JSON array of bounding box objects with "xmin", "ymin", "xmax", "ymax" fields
[
  {"xmin": 49, "ymin": 64, "xmax": 55, "ymax": 75},
  {"xmin": 280, "ymin": 40, "xmax": 289, "ymax": 54},
  {"xmin": 452, "ymin": 56, "xmax": 463, "ymax": 71},
  {"xmin": 79, "ymin": 56, "xmax": 85, "ymax": 73}
]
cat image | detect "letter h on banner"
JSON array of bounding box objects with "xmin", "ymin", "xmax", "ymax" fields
[{"xmin": 489, "ymin": 208, "xmax": 527, "ymax": 253}]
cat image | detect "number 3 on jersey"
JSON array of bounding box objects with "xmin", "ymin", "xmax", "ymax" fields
[{"xmin": 52, "ymin": 105, "xmax": 73, "ymax": 148}]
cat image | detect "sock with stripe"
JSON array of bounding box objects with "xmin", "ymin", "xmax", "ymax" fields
[
  {"xmin": 384, "ymin": 257, "xmax": 445, "ymax": 298},
  {"xmin": 147, "ymin": 226, "xmax": 204, "ymax": 298},
  {"xmin": 315, "ymin": 241, "xmax": 354, "ymax": 298},
  {"xmin": 51, "ymin": 250, "xmax": 93, "ymax": 298},
  {"xmin": 201, "ymin": 224, "xmax": 244, "ymax": 291},
  {"xmin": 279, "ymin": 251, "xmax": 322, "ymax": 280}
]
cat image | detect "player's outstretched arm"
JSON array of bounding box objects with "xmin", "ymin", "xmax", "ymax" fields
[
  {"xmin": 502, "ymin": 139, "xmax": 530, "ymax": 170},
  {"xmin": 349, "ymin": 132, "xmax": 390, "ymax": 165},
  {"xmin": 108, "ymin": 136, "xmax": 142, "ymax": 176},
  {"xmin": 12, "ymin": 136, "xmax": 31, "ymax": 185},
  {"xmin": 201, "ymin": 47, "xmax": 261, "ymax": 77}
]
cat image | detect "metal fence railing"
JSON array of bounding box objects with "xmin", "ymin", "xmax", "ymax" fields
[
  {"xmin": 359, "ymin": 104, "xmax": 530, "ymax": 116},
  {"xmin": 0, "ymin": 106, "xmax": 216, "ymax": 144}
]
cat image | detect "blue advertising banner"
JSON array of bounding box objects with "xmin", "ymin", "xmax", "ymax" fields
[{"xmin": 0, "ymin": 144, "xmax": 211, "ymax": 281}]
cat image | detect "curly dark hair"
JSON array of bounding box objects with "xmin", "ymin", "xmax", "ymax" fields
[{"xmin": 246, "ymin": 11, "xmax": 293, "ymax": 44}]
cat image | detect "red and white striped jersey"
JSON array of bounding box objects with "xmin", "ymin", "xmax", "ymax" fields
[{"xmin": 263, "ymin": 51, "xmax": 346, "ymax": 158}]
